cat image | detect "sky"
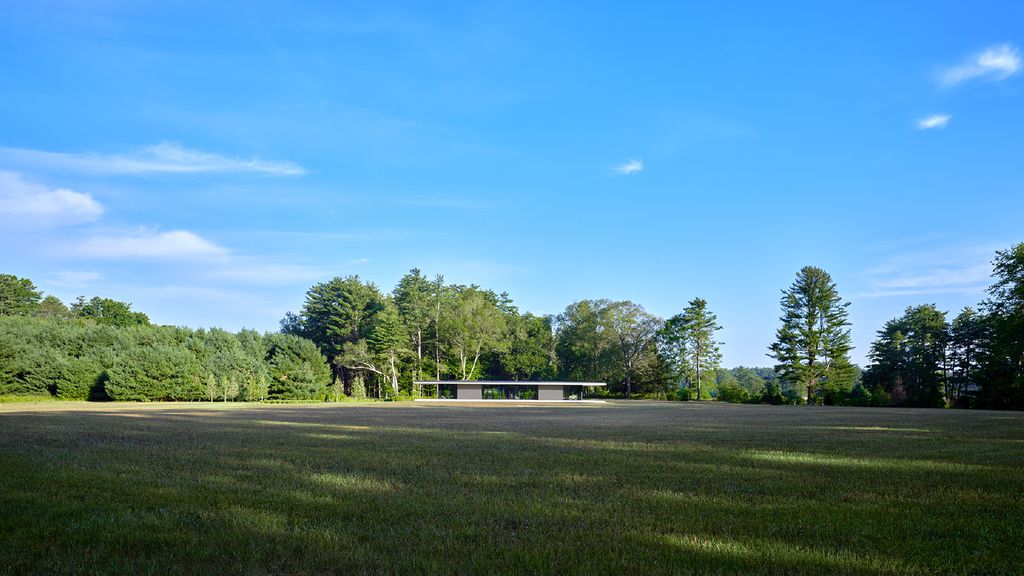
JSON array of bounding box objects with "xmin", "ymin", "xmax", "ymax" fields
[{"xmin": 1, "ymin": 1, "xmax": 1022, "ymax": 367}]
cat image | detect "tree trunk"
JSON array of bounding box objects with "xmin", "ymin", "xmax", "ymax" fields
[
  {"xmin": 695, "ymin": 347, "xmax": 702, "ymax": 401},
  {"xmin": 468, "ymin": 342, "xmax": 483, "ymax": 381}
]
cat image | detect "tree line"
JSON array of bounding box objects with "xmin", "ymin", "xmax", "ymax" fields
[
  {"xmin": 277, "ymin": 271, "xmax": 728, "ymax": 400},
  {"xmin": 0, "ymin": 241, "xmax": 1021, "ymax": 408},
  {"xmin": 859, "ymin": 243, "xmax": 1024, "ymax": 409},
  {"xmin": 0, "ymin": 278, "xmax": 330, "ymax": 401}
]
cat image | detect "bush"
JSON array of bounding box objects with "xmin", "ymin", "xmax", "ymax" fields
[
  {"xmin": 106, "ymin": 345, "xmax": 202, "ymax": 401},
  {"xmin": 717, "ymin": 382, "xmax": 752, "ymax": 404},
  {"xmin": 54, "ymin": 356, "xmax": 106, "ymax": 400},
  {"xmin": 264, "ymin": 334, "xmax": 331, "ymax": 400}
]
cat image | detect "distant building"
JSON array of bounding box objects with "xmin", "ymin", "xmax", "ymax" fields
[{"xmin": 414, "ymin": 381, "xmax": 606, "ymax": 402}]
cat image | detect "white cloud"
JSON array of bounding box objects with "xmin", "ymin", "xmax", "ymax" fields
[
  {"xmin": 0, "ymin": 171, "xmax": 103, "ymax": 224},
  {"xmin": 350, "ymin": 258, "xmax": 371, "ymax": 265},
  {"xmin": 69, "ymin": 229, "xmax": 229, "ymax": 260},
  {"xmin": 614, "ymin": 159, "xmax": 644, "ymax": 175},
  {"xmin": 941, "ymin": 44, "xmax": 1021, "ymax": 86},
  {"xmin": 0, "ymin": 142, "xmax": 305, "ymax": 176},
  {"xmin": 916, "ymin": 114, "xmax": 951, "ymax": 130}
]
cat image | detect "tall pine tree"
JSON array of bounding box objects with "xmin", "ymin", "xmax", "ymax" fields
[
  {"xmin": 769, "ymin": 266, "xmax": 854, "ymax": 404},
  {"xmin": 677, "ymin": 298, "xmax": 722, "ymax": 400}
]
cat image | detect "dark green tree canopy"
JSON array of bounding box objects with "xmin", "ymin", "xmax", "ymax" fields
[
  {"xmin": 0, "ymin": 274, "xmax": 42, "ymax": 316},
  {"xmin": 769, "ymin": 266, "xmax": 854, "ymax": 404},
  {"xmin": 864, "ymin": 304, "xmax": 948, "ymax": 407},
  {"xmin": 71, "ymin": 296, "xmax": 150, "ymax": 327}
]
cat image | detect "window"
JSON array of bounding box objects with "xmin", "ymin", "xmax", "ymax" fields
[{"xmin": 481, "ymin": 385, "xmax": 538, "ymax": 399}]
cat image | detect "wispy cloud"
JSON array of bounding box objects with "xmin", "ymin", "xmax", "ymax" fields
[
  {"xmin": 68, "ymin": 229, "xmax": 229, "ymax": 260},
  {"xmin": 941, "ymin": 44, "xmax": 1021, "ymax": 86},
  {"xmin": 207, "ymin": 263, "xmax": 327, "ymax": 285},
  {"xmin": 350, "ymin": 258, "xmax": 371, "ymax": 265},
  {"xmin": 0, "ymin": 171, "xmax": 103, "ymax": 224},
  {"xmin": 855, "ymin": 243, "xmax": 999, "ymax": 299},
  {"xmin": 916, "ymin": 114, "xmax": 951, "ymax": 130},
  {"xmin": 0, "ymin": 142, "xmax": 305, "ymax": 176},
  {"xmin": 613, "ymin": 159, "xmax": 644, "ymax": 175}
]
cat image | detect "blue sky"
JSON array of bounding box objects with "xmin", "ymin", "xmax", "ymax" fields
[{"xmin": 1, "ymin": 1, "xmax": 1022, "ymax": 367}]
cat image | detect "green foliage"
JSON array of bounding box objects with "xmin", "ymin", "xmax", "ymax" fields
[
  {"xmin": 442, "ymin": 286, "xmax": 509, "ymax": 380},
  {"xmin": 0, "ymin": 274, "xmax": 42, "ymax": 316},
  {"xmin": 350, "ymin": 375, "xmax": 367, "ymax": 400},
  {"xmin": 106, "ymin": 345, "xmax": 202, "ymax": 401},
  {"xmin": 978, "ymin": 243, "xmax": 1024, "ymax": 409},
  {"xmin": 35, "ymin": 295, "xmax": 72, "ymax": 319},
  {"xmin": 393, "ymin": 268, "xmax": 433, "ymax": 384},
  {"xmin": 664, "ymin": 298, "xmax": 723, "ymax": 400},
  {"xmin": 864, "ymin": 304, "xmax": 949, "ymax": 407},
  {"xmin": 71, "ymin": 296, "xmax": 150, "ymax": 326},
  {"xmin": 769, "ymin": 266, "xmax": 854, "ymax": 404},
  {"xmin": 499, "ymin": 313, "xmax": 556, "ymax": 381},
  {"xmin": 265, "ymin": 333, "xmax": 331, "ymax": 400},
  {"xmin": 555, "ymin": 299, "xmax": 618, "ymax": 384},
  {"xmin": 54, "ymin": 356, "xmax": 106, "ymax": 400},
  {"xmin": 0, "ymin": 314, "xmax": 325, "ymax": 403}
]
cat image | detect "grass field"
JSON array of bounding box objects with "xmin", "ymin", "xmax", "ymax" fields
[{"xmin": 1, "ymin": 401, "xmax": 1022, "ymax": 575}]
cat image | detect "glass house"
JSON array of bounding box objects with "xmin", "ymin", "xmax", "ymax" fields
[{"xmin": 414, "ymin": 381, "xmax": 606, "ymax": 402}]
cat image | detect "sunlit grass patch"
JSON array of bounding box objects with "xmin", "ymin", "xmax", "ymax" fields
[
  {"xmin": 745, "ymin": 449, "xmax": 995, "ymax": 472},
  {"xmin": 1, "ymin": 402, "xmax": 1022, "ymax": 575}
]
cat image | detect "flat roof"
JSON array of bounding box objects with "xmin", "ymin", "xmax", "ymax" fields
[{"xmin": 414, "ymin": 380, "xmax": 606, "ymax": 387}]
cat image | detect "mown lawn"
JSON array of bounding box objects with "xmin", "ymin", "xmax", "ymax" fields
[{"xmin": 1, "ymin": 401, "xmax": 1022, "ymax": 575}]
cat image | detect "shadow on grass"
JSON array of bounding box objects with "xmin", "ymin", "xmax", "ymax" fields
[{"xmin": 1, "ymin": 403, "xmax": 1023, "ymax": 575}]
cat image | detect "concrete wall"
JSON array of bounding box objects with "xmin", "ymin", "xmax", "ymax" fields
[
  {"xmin": 456, "ymin": 383, "xmax": 482, "ymax": 400},
  {"xmin": 538, "ymin": 385, "xmax": 563, "ymax": 401}
]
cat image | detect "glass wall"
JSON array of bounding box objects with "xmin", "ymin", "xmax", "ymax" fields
[
  {"xmin": 563, "ymin": 385, "xmax": 583, "ymax": 400},
  {"xmin": 438, "ymin": 384, "xmax": 457, "ymax": 399},
  {"xmin": 481, "ymin": 385, "xmax": 539, "ymax": 400}
]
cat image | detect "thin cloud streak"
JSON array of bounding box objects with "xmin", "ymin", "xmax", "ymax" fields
[
  {"xmin": 855, "ymin": 244, "xmax": 998, "ymax": 300},
  {"xmin": 207, "ymin": 263, "xmax": 328, "ymax": 285},
  {"xmin": 941, "ymin": 44, "xmax": 1021, "ymax": 86},
  {"xmin": 0, "ymin": 142, "xmax": 306, "ymax": 176}
]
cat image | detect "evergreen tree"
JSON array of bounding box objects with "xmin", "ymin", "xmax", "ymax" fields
[
  {"xmin": 290, "ymin": 276, "xmax": 383, "ymax": 391},
  {"xmin": 71, "ymin": 296, "xmax": 149, "ymax": 326},
  {"xmin": 864, "ymin": 304, "xmax": 948, "ymax": 407},
  {"xmin": 948, "ymin": 307, "xmax": 987, "ymax": 406},
  {"xmin": 0, "ymin": 274, "xmax": 42, "ymax": 316},
  {"xmin": 979, "ymin": 242, "xmax": 1024, "ymax": 408},
  {"xmin": 369, "ymin": 297, "xmax": 406, "ymax": 396},
  {"xmin": 769, "ymin": 266, "xmax": 854, "ymax": 404},
  {"xmin": 675, "ymin": 298, "xmax": 722, "ymax": 400},
  {"xmin": 394, "ymin": 269, "xmax": 433, "ymax": 390},
  {"xmin": 35, "ymin": 295, "xmax": 71, "ymax": 319}
]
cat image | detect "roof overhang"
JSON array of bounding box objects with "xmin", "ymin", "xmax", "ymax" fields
[{"xmin": 414, "ymin": 381, "xmax": 606, "ymax": 387}]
